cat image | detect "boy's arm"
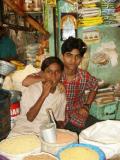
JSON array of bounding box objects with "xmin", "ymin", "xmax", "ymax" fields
[
  {"xmin": 26, "ymin": 93, "xmax": 46, "ymax": 122},
  {"xmin": 26, "ymin": 81, "xmax": 53, "ymax": 121},
  {"xmin": 85, "ymin": 90, "xmax": 97, "ymax": 106},
  {"xmin": 80, "ymin": 90, "xmax": 97, "ymax": 115},
  {"xmin": 22, "ymin": 72, "xmax": 43, "ymax": 87}
]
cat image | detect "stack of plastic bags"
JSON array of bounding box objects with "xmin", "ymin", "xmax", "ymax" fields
[
  {"xmin": 25, "ymin": 43, "xmax": 40, "ymax": 66},
  {"xmin": 77, "ymin": 0, "xmax": 103, "ymax": 27},
  {"xmin": 101, "ymin": 0, "xmax": 118, "ymax": 24},
  {"xmin": 114, "ymin": 1, "xmax": 120, "ymax": 23}
]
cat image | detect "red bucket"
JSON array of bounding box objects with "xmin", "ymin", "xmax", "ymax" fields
[{"xmin": 9, "ymin": 90, "xmax": 21, "ymax": 128}]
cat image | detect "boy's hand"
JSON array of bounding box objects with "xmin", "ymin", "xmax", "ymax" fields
[
  {"xmin": 58, "ymin": 83, "xmax": 65, "ymax": 93},
  {"xmin": 42, "ymin": 81, "xmax": 53, "ymax": 97},
  {"xmin": 56, "ymin": 121, "xmax": 64, "ymax": 129},
  {"xmin": 79, "ymin": 108, "xmax": 89, "ymax": 118}
]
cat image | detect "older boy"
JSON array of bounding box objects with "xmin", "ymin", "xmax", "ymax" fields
[{"xmin": 61, "ymin": 37, "xmax": 99, "ymax": 134}]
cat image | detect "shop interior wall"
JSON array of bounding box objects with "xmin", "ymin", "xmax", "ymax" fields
[
  {"xmin": 77, "ymin": 25, "xmax": 120, "ymax": 84},
  {"xmin": 57, "ymin": 0, "xmax": 120, "ymax": 85}
]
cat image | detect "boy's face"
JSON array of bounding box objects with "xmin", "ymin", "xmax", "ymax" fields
[
  {"xmin": 62, "ymin": 49, "xmax": 82, "ymax": 71},
  {"xmin": 43, "ymin": 63, "xmax": 62, "ymax": 88}
]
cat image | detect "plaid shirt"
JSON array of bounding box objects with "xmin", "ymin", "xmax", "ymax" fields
[{"xmin": 61, "ymin": 68, "xmax": 98, "ymax": 128}]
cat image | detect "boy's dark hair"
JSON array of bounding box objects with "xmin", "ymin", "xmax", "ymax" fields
[
  {"xmin": 61, "ymin": 36, "xmax": 87, "ymax": 57},
  {"xmin": 41, "ymin": 56, "xmax": 64, "ymax": 71}
]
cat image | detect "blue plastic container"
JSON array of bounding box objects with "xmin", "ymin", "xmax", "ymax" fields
[{"xmin": 56, "ymin": 143, "xmax": 106, "ymax": 160}]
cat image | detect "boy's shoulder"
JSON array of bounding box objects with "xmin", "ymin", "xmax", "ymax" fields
[
  {"xmin": 77, "ymin": 68, "xmax": 95, "ymax": 79},
  {"xmin": 77, "ymin": 68, "xmax": 89, "ymax": 75}
]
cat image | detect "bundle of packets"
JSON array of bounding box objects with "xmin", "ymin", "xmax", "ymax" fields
[{"xmin": 78, "ymin": 0, "xmax": 103, "ymax": 27}]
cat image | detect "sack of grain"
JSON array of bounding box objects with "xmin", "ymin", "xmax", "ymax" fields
[
  {"xmin": 0, "ymin": 134, "xmax": 41, "ymax": 160},
  {"xmin": 40, "ymin": 129, "xmax": 78, "ymax": 154}
]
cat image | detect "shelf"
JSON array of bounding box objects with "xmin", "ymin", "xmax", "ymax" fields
[
  {"xmin": 3, "ymin": 22, "xmax": 33, "ymax": 32},
  {"xmin": 25, "ymin": 11, "xmax": 42, "ymax": 14},
  {"xmin": 1, "ymin": 0, "xmax": 44, "ymax": 32},
  {"xmin": 6, "ymin": 11, "xmax": 43, "ymax": 15},
  {"xmin": 77, "ymin": 23, "xmax": 120, "ymax": 29}
]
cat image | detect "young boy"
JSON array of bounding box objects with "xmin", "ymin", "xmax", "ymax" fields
[
  {"xmin": 9, "ymin": 57, "xmax": 66, "ymax": 137},
  {"xmin": 22, "ymin": 37, "xmax": 99, "ymax": 134}
]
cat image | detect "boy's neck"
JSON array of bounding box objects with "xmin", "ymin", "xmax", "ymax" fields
[{"xmin": 64, "ymin": 68, "xmax": 77, "ymax": 80}]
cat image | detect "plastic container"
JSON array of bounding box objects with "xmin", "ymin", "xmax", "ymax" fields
[
  {"xmin": 41, "ymin": 123, "xmax": 56, "ymax": 143},
  {"xmin": 90, "ymin": 101, "xmax": 118, "ymax": 120},
  {"xmin": 8, "ymin": 90, "xmax": 22, "ymax": 128},
  {"xmin": 0, "ymin": 89, "xmax": 11, "ymax": 141},
  {"xmin": 56, "ymin": 143, "xmax": 106, "ymax": 160},
  {"xmin": 33, "ymin": 0, "xmax": 42, "ymax": 11},
  {"xmin": 40, "ymin": 129, "xmax": 78, "ymax": 154}
]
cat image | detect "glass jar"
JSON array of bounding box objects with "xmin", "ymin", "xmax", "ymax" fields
[
  {"xmin": 24, "ymin": 0, "xmax": 34, "ymax": 11},
  {"xmin": 33, "ymin": 0, "xmax": 42, "ymax": 11}
]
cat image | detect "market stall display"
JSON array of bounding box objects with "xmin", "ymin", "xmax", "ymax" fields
[{"xmin": 0, "ymin": 0, "xmax": 120, "ymax": 160}]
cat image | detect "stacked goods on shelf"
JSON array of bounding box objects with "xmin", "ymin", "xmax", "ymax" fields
[
  {"xmin": 77, "ymin": 0, "xmax": 103, "ymax": 27},
  {"xmin": 10, "ymin": 60, "xmax": 25, "ymax": 70},
  {"xmin": 25, "ymin": 43, "xmax": 39, "ymax": 66},
  {"xmin": 89, "ymin": 87, "xmax": 120, "ymax": 120},
  {"xmin": 94, "ymin": 87, "xmax": 115, "ymax": 104},
  {"xmin": 114, "ymin": 83, "xmax": 120, "ymax": 120},
  {"xmin": 101, "ymin": 0, "xmax": 118, "ymax": 24},
  {"xmin": 24, "ymin": 0, "xmax": 42, "ymax": 12},
  {"xmin": 114, "ymin": 1, "xmax": 120, "ymax": 23},
  {"xmin": 85, "ymin": 87, "xmax": 115, "ymax": 105},
  {"xmin": 114, "ymin": 83, "xmax": 120, "ymax": 99}
]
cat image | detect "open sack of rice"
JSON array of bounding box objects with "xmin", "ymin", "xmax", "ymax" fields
[
  {"xmin": 0, "ymin": 134, "xmax": 41, "ymax": 160},
  {"xmin": 40, "ymin": 129, "xmax": 78, "ymax": 154}
]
